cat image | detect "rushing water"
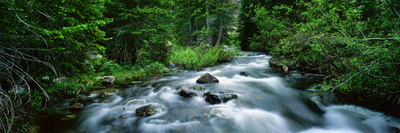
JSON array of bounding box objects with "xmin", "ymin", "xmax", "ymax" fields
[{"xmin": 56, "ymin": 53, "xmax": 400, "ymax": 133}]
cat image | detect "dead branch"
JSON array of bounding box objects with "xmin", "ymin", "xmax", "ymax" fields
[{"xmin": 359, "ymin": 38, "xmax": 399, "ymax": 42}]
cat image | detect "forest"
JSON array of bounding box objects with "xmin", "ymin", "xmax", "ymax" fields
[{"xmin": 0, "ymin": 0, "xmax": 399, "ymax": 132}]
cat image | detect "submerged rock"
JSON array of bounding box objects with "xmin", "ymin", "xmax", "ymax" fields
[
  {"xmin": 70, "ymin": 103, "xmax": 83, "ymax": 110},
  {"xmin": 203, "ymin": 92, "xmax": 238, "ymax": 104},
  {"xmin": 136, "ymin": 104, "xmax": 155, "ymax": 117},
  {"xmin": 136, "ymin": 104, "xmax": 166, "ymax": 117},
  {"xmin": 73, "ymin": 94, "xmax": 93, "ymax": 105},
  {"xmin": 196, "ymin": 73, "xmax": 219, "ymax": 84},
  {"xmin": 239, "ymin": 72, "xmax": 251, "ymax": 77},
  {"xmin": 126, "ymin": 99, "xmax": 146, "ymax": 106},
  {"xmin": 190, "ymin": 85, "xmax": 204, "ymax": 91},
  {"xmin": 179, "ymin": 89, "xmax": 198, "ymax": 98},
  {"xmin": 99, "ymin": 88, "xmax": 119, "ymax": 96},
  {"xmin": 204, "ymin": 92, "xmax": 221, "ymax": 104}
]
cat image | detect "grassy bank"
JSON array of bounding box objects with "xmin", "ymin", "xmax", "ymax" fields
[{"xmin": 168, "ymin": 44, "xmax": 240, "ymax": 69}]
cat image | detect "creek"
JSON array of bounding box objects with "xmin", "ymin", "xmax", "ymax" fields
[{"xmin": 43, "ymin": 52, "xmax": 400, "ymax": 133}]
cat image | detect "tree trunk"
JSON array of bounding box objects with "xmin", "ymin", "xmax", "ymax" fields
[
  {"xmin": 188, "ymin": 0, "xmax": 192, "ymax": 46},
  {"xmin": 215, "ymin": 1, "xmax": 225, "ymax": 46},
  {"xmin": 206, "ymin": 0, "xmax": 212, "ymax": 45}
]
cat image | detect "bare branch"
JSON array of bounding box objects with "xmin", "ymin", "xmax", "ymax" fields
[{"xmin": 359, "ymin": 38, "xmax": 399, "ymax": 42}]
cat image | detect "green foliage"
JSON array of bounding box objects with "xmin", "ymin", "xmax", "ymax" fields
[
  {"xmin": 241, "ymin": 0, "xmax": 400, "ymax": 112},
  {"xmin": 169, "ymin": 45, "xmax": 238, "ymax": 69}
]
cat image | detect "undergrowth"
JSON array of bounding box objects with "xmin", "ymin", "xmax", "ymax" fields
[{"xmin": 168, "ymin": 44, "xmax": 239, "ymax": 69}]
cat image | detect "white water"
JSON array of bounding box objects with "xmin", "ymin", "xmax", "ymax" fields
[{"xmin": 73, "ymin": 53, "xmax": 400, "ymax": 133}]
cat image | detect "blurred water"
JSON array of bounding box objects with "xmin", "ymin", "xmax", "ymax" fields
[{"xmin": 71, "ymin": 52, "xmax": 400, "ymax": 133}]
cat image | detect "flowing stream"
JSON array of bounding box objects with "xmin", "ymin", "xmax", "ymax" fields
[{"xmin": 50, "ymin": 52, "xmax": 400, "ymax": 133}]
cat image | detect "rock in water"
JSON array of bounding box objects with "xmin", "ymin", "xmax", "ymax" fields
[
  {"xmin": 204, "ymin": 92, "xmax": 221, "ymax": 104},
  {"xmin": 239, "ymin": 72, "xmax": 250, "ymax": 77},
  {"xmin": 136, "ymin": 104, "xmax": 155, "ymax": 117},
  {"xmin": 196, "ymin": 73, "xmax": 219, "ymax": 84},
  {"xmin": 179, "ymin": 89, "xmax": 198, "ymax": 98},
  {"xmin": 70, "ymin": 103, "xmax": 83, "ymax": 110},
  {"xmin": 73, "ymin": 94, "xmax": 93, "ymax": 105},
  {"xmin": 203, "ymin": 91, "xmax": 238, "ymax": 104},
  {"xmin": 282, "ymin": 65, "xmax": 289, "ymax": 75},
  {"xmin": 136, "ymin": 104, "xmax": 166, "ymax": 117}
]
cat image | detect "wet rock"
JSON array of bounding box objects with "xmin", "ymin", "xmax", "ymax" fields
[
  {"xmin": 190, "ymin": 85, "xmax": 204, "ymax": 91},
  {"xmin": 70, "ymin": 103, "xmax": 83, "ymax": 110},
  {"xmin": 269, "ymin": 57, "xmax": 282, "ymax": 68},
  {"xmin": 390, "ymin": 126, "xmax": 400, "ymax": 133},
  {"xmin": 282, "ymin": 65, "xmax": 289, "ymax": 75},
  {"xmin": 97, "ymin": 76, "xmax": 115, "ymax": 85},
  {"xmin": 136, "ymin": 104, "xmax": 166, "ymax": 117},
  {"xmin": 179, "ymin": 89, "xmax": 198, "ymax": 98},
  {"xmin": 239, "ymin": 72, "xmax": 250, "ymax": 77},
  {"xmin": 126, "ymin": 99, "xmax": 146, "ymax": 105},
  {"xmin": 196, "ymin": 73, "xmax": 219, "ymax": 84},
  {"xmin": 136, "ymin": 104, "xmax": 155, "ymax": 117},
  {"xmin": 153, "ymin": 84, "xmax": 165, "ymax": 92},
  {"xmin": 204, "ymin": 91, "xmax": 238, "ymax": 104},
  {"xmin": 73, "ymin": 94, "xmax": 93, "ymax": 105},
  {"xmin": 220, "ymin": 93, "xmax": 238, "ymax": 102},
  {"xmin": 269, "ymin": 57, "xmax": 299, "ymax": 69},
  {"xmin": 130, "ymin": 81, "xmax": 142, "ymax": 84},
  {"xmin": 204, "ymin": 92, "xmax": 221, "ymax": 104},
  {"xmin": 163, "ymin": 68, "xmax": 170, "ymax": 73},
  {"xmin": 99, "ymin": 88, "xmax": 119, "ymax": 96}
]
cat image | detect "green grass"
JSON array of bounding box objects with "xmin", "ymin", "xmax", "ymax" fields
[{"xmin": 168, "ymin": 44, "xmax": 239, "ymax": 69}]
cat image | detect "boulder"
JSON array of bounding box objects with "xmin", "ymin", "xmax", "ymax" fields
[
  {"xmin": 97, "ymin": 76, "xmax": 115, "ymax": 85},
  {"xmin": 282, "ymin": 65, "xmax": 289, "ymax": 75},
  {"xmin": 136, "ymin": 104, "xmax": 166, "ymax": 117},
  {"xmin": 269, "ymin": 57, "xmax": 282, "ymax": 68},
  {"xmin": 239, "ymin": 72, "xmax": 250, "ymax": 77},
  {"xmin": 73, "ymin": 94, "xmax": 93, "ymax": 105},
  {"xmin": 179, "ymin": 89, "xmax": 198, "ymax": 98},
  {"xmin": 204, "ymin": 92, "xmax": 221, "ymax": 104},
  {"xmin": 126, "ymin": 99, "xmax": 146, "ymax": 106},
  {"xmin": 189, "ymin": 85, "xmax": 204, "ymax": 91},
  {"xmin": 269, "ymin": 57, "xmax": 299, "ymax": 69},
  {"xmin": 98, "ymin": 87, "xmax": 119, "ymax": 96},
  {"xmin": 196, "ymin": 73, "xmax": 219, "ymax": 84},
  {"xmin": 136, "ymin": 104, "xmax": 155, "ymax": 117},
  {"xmin": 203, "ymin": 91, "xmax": 238, "ymax": 104},
  {"xmin": 70, "ymin": 103, "xmax": 83, "ymax": 110},
  {"xmin": 220, "ymin": 93, "xmax": 238, "ymax": 102}
]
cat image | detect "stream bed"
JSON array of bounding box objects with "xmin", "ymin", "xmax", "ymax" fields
[{"xmin": 42, "ymin": 52, "xmax": 400, "ymax": 133}]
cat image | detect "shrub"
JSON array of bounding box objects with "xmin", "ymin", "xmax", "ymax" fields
[{"xmin": 168, "ymin": 44, "xmax": 239, "ymax": 69}]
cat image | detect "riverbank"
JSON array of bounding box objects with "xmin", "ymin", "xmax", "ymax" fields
[
  {"xmin": 42, "ymin": 53, "xmax": 400, "ymax": 132},
  {"xmin": 268, "ymin": 56, "xmax": 400, "ymax": 118}
]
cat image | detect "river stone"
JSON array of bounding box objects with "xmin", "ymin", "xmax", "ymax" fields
[
  {"xmin": 136, "ymin": 104, "xmax": 155, "ymax": 117},
  {"xmin": 136, "ymin": 104, "xmax": 166, "ymax": 117},
  {"xmin": 196, "ymin": 73, "xmax": 219, "ymax": 84},
  {"xmin": 73, "ymin": 94, "xmax": 93, "ymax": 105},
  {"xmin": 190, "ymin": 85, "xmax": 204, "ymax": 91},
  {"xmin": 97, "ymin": 76, "xmax": 115, "ymax": 85},
  {"xmin": 239, "ymin": 72, "xmax": 250, "ymax": 77},
  {"xmin": 220, "ymin": 93, "xmax": 238, "ymax": 102},
  {"xmin": 126, "ymin": 99, "xmax": 146, "ymax": 105},
  {"xmin": 179, "ymin": 89, "xmax": 198, "ymax": 98},
  {"xmin": 204, "ymin": 91, "xmax": 238, "ymax": 104},
  {"xmin": 204, "ymin": 92, "xmax": 221, "ymax": 104},
  {"xmin": 99, "ymin": 88, "xmax": 119, "ymax": 96},
  {"xmin": 70, "ymin": 103, "xmax": 83, "ymax": 110}
]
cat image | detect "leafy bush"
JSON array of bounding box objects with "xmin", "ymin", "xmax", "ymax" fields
[{"xmin": 168, "ymin": 44, "xmax": 238, "ymax": 69}]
